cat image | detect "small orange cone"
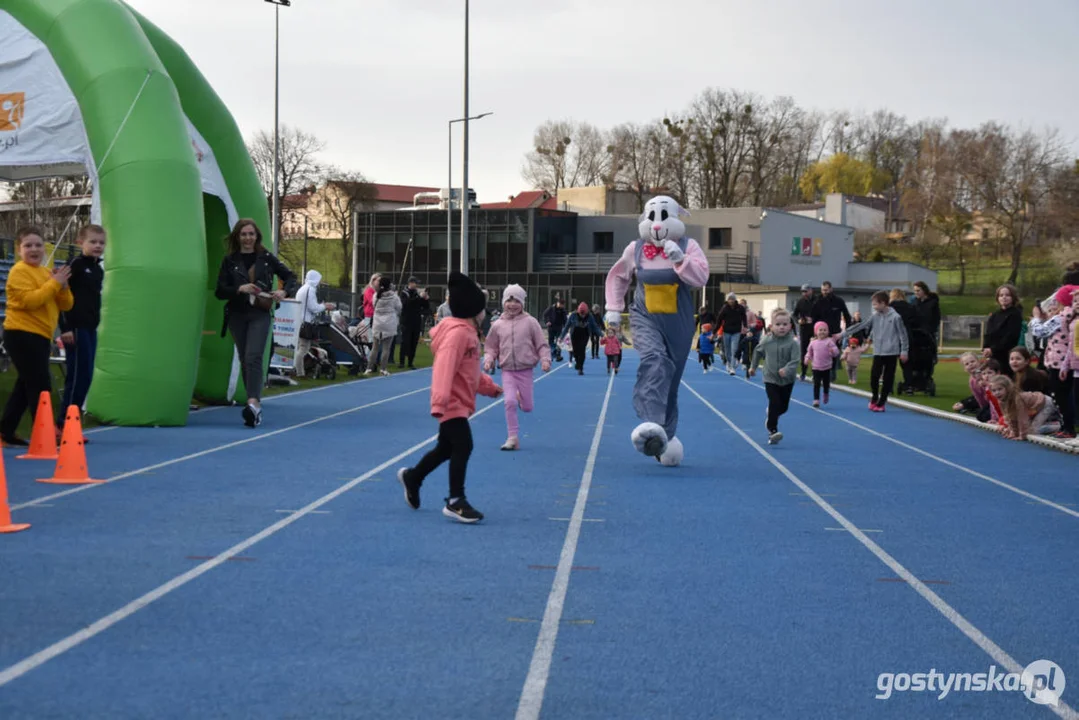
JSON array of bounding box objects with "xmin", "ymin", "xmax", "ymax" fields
[
  {"xmin": 0, "ymin": 450, "xmax": 30, "ymax": 533},
  {"xmin": 37, "ymin": 407, "xmax": 102, "ymax": 486},
  {"xmin": 17, "ymin": 391, "xmax": 59, "ymax": 460}
]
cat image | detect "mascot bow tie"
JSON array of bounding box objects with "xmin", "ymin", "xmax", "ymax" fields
[{"xmin": 642, "ymin": 243, "xmax": 667, "ymax": 260}]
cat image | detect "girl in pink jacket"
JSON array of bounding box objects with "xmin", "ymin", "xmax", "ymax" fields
[
  {"xmin": 398, "ymin": 272, "xmax": 501, "ymax": 524},
  {"xmin": 483, "ymin": 284, "xmax": 551, "ymax": 451},
  {"xmin": 804, "ymin": 321, "xmax": 840, "ymax": 407}
]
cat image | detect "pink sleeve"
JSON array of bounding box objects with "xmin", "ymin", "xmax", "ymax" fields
[
  {"xmin": 483, "ymin": 322, "xmax": 501, "ymax": 366},
  {"xmin": 477, "ymin": 371, "xmax": 500, "ymax": 398},
  {"xmin": 532, "ymin": 318, "xmax": 551, "ymax": 364},
  {"xmin": 430, "ymin": 333, "xmax": 464, "ymax": 418},
  {"xmin": 674, "ymin": 239, "xmax": 710, "ymax": 288},
  {"xmin": 604, "ymin": 243, "xmax": 637, "ymax": 312}
]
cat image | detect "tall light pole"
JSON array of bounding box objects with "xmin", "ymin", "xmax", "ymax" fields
[
  {"xmin": 265, "ymin": 0, "xmax": 290, "ymax": 253},
  {"xmin": 460, "ymin": 0, "xmax": 470, "ymax": 274},
  {"xmin": 448, "ymin": 112, "xmax": 491, "ymax": 280}
]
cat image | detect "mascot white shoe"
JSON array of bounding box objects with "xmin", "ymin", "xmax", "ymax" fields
[{"xmin": 604, "ymin": 196, "xmax": 710, "ymax": 467}]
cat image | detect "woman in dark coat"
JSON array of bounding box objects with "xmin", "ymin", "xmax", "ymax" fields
[
  {"xmin": 912, "ymin": 281, "xmax": 941, "ymax": 344},
  {"xmin": 215, "ymin": 219, "xmax": 299, "ymax": 427},
  {"xmin": 982, "ymin": 283, "xmax": 1023, "ymax": 378}
]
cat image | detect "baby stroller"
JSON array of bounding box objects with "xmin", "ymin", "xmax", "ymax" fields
[
  {"xmin": 897, "ymin": 328, "xmax": 937, "ymax": 396},
  {"xmin": 324, "ymin": 311, "xmax": 369, "ymax": 376}
]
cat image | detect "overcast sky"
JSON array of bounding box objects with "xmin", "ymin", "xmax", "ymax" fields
[{"xmin": 128, "ymin": 0, "xmax": 1078, "ymax": 204}]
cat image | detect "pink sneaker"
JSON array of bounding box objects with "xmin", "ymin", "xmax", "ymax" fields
[
  {"xmin": 870, "ymin": 404, "xmax": 885, "ymax": 413},
  {"xmin": 868, "ymin": 402, "xmax": 877, "ymax": 411}
]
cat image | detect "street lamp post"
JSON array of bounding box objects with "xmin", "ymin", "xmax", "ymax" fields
[
  {"xmin": 461, "ymin": 0, "xmax": 470, "ymax": 275},
  {"xmin": 447, "ymin": 111, "xmax": 492, "ymax": 281},
  {"xmin": 265, "ymin": 0, "xmax": 290, "ymax": 254}
]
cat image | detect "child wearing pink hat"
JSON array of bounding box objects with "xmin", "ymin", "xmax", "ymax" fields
[
  {"xmin": 804, "ymin": 320, "xmax": 840, "ymax": 407},
  {"xmin": 483, "ymin": 284, "xmax": 551, "ymax": 450}
]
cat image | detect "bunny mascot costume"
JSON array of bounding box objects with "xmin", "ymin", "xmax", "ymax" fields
[{"xmin": 604, "ymin": 196, "xmax": 710, "ymax": 466}]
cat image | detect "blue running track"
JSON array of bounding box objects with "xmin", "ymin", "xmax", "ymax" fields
[{"xmin": 0, "ymin": 353, "xmax": 1076, "ymax": 719}]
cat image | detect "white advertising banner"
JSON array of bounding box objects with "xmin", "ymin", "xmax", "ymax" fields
[
  {"xmin": 271, "ymin": 299, "xmax": 302, "ymax": 370},
  {"xmin": 0, "ymin": 11, "xmax": 93, "ymax": 180}
]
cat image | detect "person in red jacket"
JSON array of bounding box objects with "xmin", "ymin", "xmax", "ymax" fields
[{"xmin": 397, "ymin": 271, "xmax": 502, "ymax": 523}]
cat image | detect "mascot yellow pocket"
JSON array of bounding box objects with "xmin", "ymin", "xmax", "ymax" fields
[{"xmin": 643, "ymin": 283, "xmax": 679, "ymax": 314}]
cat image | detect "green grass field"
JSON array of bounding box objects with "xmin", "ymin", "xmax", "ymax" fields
[{"xmin": 842, "ymin": 354, "xmax": 970, "ymax": 413}]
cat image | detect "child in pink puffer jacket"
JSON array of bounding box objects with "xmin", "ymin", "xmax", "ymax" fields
[
  {"xmin": 804, "ymin": 321, "xmax": 840, "ymax": 407},
  {"xmin": 484, "ymin": 284, "xmax": 551, "ymax": 450}
]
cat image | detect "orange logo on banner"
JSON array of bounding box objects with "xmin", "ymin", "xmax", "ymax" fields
[{"xmin": 0, "ymin": 93, "xmax": 25, "ymax": 131}]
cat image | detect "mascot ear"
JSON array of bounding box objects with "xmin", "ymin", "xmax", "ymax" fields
[{"xmin": 677, "ymin": 206, "xmax": 691, "ymax": 218}]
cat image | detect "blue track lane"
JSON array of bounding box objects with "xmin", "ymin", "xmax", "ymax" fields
[{"xmin": 0, "ymin": 354, "xmax": 1075, "ymax": 719}]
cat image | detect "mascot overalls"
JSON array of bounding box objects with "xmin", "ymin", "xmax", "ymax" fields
[{"xmin": 604, "ymin": 196, "xmax": 710, "ymax": 466}]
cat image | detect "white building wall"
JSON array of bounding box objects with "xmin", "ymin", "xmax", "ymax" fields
[{"xmin": 757, "ymin": 210, "xmax": 854, "ymax": 288}]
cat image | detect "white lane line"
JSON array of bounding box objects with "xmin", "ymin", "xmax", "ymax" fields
[
  {"xmin": 516, "ymin": 372, "xmax": 614, "ymax": 720},
  {"xmin": 10, "ymin": 386, "xmax": 431, "ymax": 511},
  {"xmin": 547, "ymin": 517, "xmax": 606, "ymax": 522},
  {"xmin": 683, "ymin": 380, "xmax": 1079, "ymax": 720},
  {"xmin": 731, "ymin": 375, "xmax": 1079, "ymax": 521},
  {"xmin": 0, "ymin": 365, "xmax": 564, "ymax": 689},
  {"xmin": 825, "ymin": 527, "xmax": 881, "ymax": 533},
  {"xmin": 276, "ymin": 510, "xmax": 330, "ymax": 515}
]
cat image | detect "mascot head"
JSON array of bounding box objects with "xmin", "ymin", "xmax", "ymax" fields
[{"xmin": 638, "ymin": 195, "xmax": 689, "ymax": 246}]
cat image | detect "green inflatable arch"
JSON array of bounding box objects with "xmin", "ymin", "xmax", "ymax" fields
[{"xmin": 0, "ymin": 0, "xmax": 270, "ymax": 425}]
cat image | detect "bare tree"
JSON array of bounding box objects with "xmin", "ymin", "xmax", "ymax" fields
[
  {"xmin": 745, "ymin": 96, "xmax": 802, "ymax": 205},
  {"xmin": 316, "ymin": 169, "xmax": 377, "ymax": 288},
  {"xmin": 688, "ymin": 88, "xmax": 756, "ymax": 208},
  {"xmin": 607, "ymin": 122, "xmax": 669, "ymax": 212},
  {"xmin": 900, "ymin": 120, "xmax": 954, "ymax": 245},
  {"xmin": 247, "ymin": 125, "xmax": 325, "ymax": 241},
  {"xmin": 952, "ymin": 124, "xmax": 1067, "ymax": 284},
  {"xmin": 659, "ymin": 115, "xmax": 695, "ymax": 207},
  {"xmin": 522, "ymin": 120, "xmax": 611, "ymax": 191}
]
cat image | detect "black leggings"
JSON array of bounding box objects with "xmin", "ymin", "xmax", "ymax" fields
[
  {"xmin": 700, "ymin": 353, "xmax": 713, "ymax": 370},
  {"xmin": 590, "ymin": 335, "xmax": 600, "ymax": 358},
  {"xmin": 812, "ymin": 369, "xmax": 831, "ymax": 401},
  {"xmin": 870, "ymin": 355, "xmax": 899, "ymax": 406},
  {"xmin": 406, "ymin": 417, "xmax": 473, "ymax": 498},
  {"xmin": 1047, "ymin": 369, "xmax": 1075, "ymax": 434},
  {"xmin": 399, "ymin": 325, "xmax": 421, "ymax": 367},
  {"xmin": 607, "ymin": 353, "xmax": 622, "ymax": 371},
  {"xmin": 765, "ymin": 382, "xmax": 794, "ymax": 433},
  {"xmin": 1, "ymin": 329, "xmax": 53, "ymax": 438},
  {"xmin": 571, "ymin": 328, "xmax": 590, "ymax": 371}
]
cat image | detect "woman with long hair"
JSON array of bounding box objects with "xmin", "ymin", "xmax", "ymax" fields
[
  {"xmin": 215, "ymin": 219, "xmax": 298, "ymax": 427},
  {"xmin": 982, "ymin": 284, "xmax": 1023, "ymax": 377}
]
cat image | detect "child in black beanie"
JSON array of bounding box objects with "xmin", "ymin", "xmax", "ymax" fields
[{"xmin": 398, "ymin": 272, "xmax": 502, "ymax": 523}]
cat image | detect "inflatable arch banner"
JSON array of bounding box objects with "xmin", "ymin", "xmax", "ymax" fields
[{"xmin": 0, "ymin": 0, "xmax": 271, "ymax": 426}]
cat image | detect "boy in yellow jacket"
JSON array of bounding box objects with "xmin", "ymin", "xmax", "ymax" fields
[{"xmin": 2, "ymin": 226, "xmax": 73, "ymax": 446}]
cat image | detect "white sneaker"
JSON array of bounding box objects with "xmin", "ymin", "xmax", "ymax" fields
[
  {"xmin": 728, "ymin": 368, "xmax": 736, "ymax": 376},
  {"xmin": 501, "ymin": 436, "xmax": 519, "ymax": 451},
  {"xmin": 363, "ymin": 369, "xmax": 374, "ymax": 376},
  {"xmin": 768, "ymin": 431, "xmax": 783, "ymax": 445},
  {"xmin": 380, "ymin": 369, "xmax": 390, "ymax": 377}
]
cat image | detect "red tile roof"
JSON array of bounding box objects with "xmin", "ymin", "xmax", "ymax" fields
[{"xmin": 481, "ymin": 190, "xmax": 557, "ymax": 210}]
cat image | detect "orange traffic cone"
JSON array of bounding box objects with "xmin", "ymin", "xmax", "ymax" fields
[
  {"xmin": 0, "ymin": 450, "xmax": 30, "ymax": 533},
  {"xmin": 17, "ymin": 391, "xmax": 59, "ymax": 460},
  {"xmin": 37, "ymin": 407, "xmax": 102, "ymax": 485}
]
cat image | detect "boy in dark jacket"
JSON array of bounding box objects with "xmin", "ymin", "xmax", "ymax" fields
[{"xmin": 58, "ymin": 224, "xmax": 106, "ymax": 435}]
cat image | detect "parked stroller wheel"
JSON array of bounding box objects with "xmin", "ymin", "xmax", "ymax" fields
[
  {"xmin": 928, "ymin": 379, "xmax": 936, "ymax": 397},
  {"xmin": 326, "ymin": 365, "xmax": 337, "ymax": 380},
  {"xmin": 897, "ymin": 382, "xmax": 906, "ymax": 394}
]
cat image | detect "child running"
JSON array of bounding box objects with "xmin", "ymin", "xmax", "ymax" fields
[
  {"xmin": 398, "ymin": 272, "xmax": 502, "ymax": 523},
  {"xmin": 805, "ymin": 321, "xmax": 840, "ymax": 407},
  {"xmin": 841, "ymin": 337, "xmax": 866, "ymax": 385},
  {"xmin": 483, "ymin": 284, "xmax": 550, "ymax": 451},
  {"xmin": 750, "ymin": 309, "xmax": 800, "ymax": 445},
  {"xmin": 841, "ymin": 291, "xmax": 909, "ymax": 412},
  {"xmin": 2, "ymin": 227, "xmax": 74, "ymax": 446},
  {"xmin": 603, "ymin": 326, "xmax": 623, "ymax": 374},
  {"xmin": 58, "ymin": 224, "xmax": 106, "ymax": 437},
  {"xmin": 698, "ymin": 323, "xmax": 716, "ymax": 373}
]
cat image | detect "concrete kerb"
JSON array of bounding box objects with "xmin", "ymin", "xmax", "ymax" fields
[{"xmin": 814, "ymin": 378, "xmax": 1079, "ymax": 457}]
